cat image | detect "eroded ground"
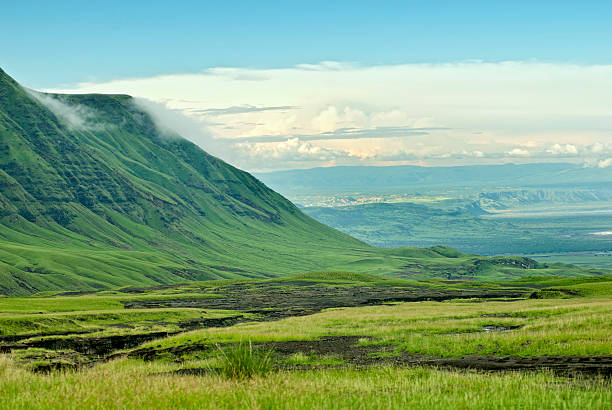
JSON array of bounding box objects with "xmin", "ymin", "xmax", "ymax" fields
[{"xmin": 1, "ymin": 273, "xmax": 610, "ymax": 376}]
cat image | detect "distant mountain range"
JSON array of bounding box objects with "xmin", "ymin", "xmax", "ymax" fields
[
  {"xmin": 257, "ymin": 163, "xmax": 612, "ymax": 197},
  {"xmin": 256, "ymin": 162, "xmax": 612, "ymax": 259}
]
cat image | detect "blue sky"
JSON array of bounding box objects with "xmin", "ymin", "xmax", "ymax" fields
[
  {"xmin": 4, "ymin": 1, "xmax": 612, "ymax": 170},
  {"xmin": 3, "ymin": 1, "xmax": 612, "ymax": 88}
]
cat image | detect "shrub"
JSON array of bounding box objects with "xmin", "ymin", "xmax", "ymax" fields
[{"xmin": 214, "ymin": 341, "xmax": 274, "ymax": 379}]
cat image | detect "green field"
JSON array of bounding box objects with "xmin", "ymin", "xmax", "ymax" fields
[
  {"xmin": 1, "ymin": 359, "xmax": 609, "ymax": 409},
  {"xmin": 0, "ymin": 273, "xmax": 610, "ymax": 409}
]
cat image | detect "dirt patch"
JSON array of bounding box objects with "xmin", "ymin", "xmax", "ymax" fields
[
  {"xmin": 0, "ymin": 343, "xmax": 26, "ymax": 353},
  {"xmin": 122, "ymin": 282, "xmax": 530, "ymax": 319},
  {"xmin": 23, "ymin": 331, "xmax": 180, "ymax": 357},
  {"xmin": 407, "ymin": 355, "xmax": 612, "ymax": 376},
  {"xmin": 151, "ymin": 336, "xmax": 612, "ymax": 376},
  {"xmin": 260, "ymin": 337, "xmax": 612, "ymax": 376},
  {"xmin": 129, "ymin": 340, "xmax": 212, "ymax": 361},
  {"xmin": 177, "ymin": 315, "xmax": 245, "ymax": 330},
  {"xmin": 13, "ymin": 349, "xmax": 92, "ymax": 373}
]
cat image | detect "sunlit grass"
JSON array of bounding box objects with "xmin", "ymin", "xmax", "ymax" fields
[
  {"xmin": 214, "ymin": 341, "xmax": 274, "ymax": 379},
  {"xmin": 0, "ymin": 356, "xmax": 609, "ymax": 409},
  {"xmin": 144, "ymin": 297, "xmax": 612, "ymax": 358}
]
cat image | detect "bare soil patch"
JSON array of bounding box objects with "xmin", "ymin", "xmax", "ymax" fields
[
  {"xmin": 123, "ymin": 281, "xmax": 529, "ymax": 320},
  {"xmin": 168, "ymin": 336, "xmax": 612, "ymax": 377}
]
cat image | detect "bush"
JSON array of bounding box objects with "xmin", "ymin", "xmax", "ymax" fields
[{"xmin": 214, "ymin": 341, "xmax": 274, "ymax": 379}]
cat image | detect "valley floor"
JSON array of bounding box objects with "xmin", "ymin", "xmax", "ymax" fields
[{"xmin": 0, "ymin": 273, "xmax": 610, "ymax": 409}]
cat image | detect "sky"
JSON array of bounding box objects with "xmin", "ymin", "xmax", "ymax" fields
[{"xmin": 3, "ymin": 1, "xmax": 612, "ymax": 171}]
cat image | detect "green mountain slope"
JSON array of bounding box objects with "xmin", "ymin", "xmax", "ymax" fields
[
  {"xmin": 0, "ymin": 68, "xmax": 376, "ymax": 294},
  {"xmin": 0, "ymin": 68, "xmax": 606, "ymax": 295}
]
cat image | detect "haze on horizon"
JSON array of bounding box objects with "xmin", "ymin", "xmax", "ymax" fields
[{"xmin": 3, "ymin": 1, "xmax": 612, "ymax": 171}]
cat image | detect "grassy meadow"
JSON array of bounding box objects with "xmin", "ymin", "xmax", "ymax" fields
[
  {"xmin": 137, "ymin": 284, "xmax": 612, "ymax": 359},
  {"xmin": 0, "ymin": 274, "xmax": 610, "ymax": 409},
  {"xmin": 0, "ymin": 357, "xmax": 610, "ymax": 409}
]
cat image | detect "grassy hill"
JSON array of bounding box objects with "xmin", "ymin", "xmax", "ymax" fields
[{"xmin": 0, "ymin": 68, "xmax": 607, "ymax": 295}]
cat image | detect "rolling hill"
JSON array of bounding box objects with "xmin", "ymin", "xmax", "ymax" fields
[{"xmin": 0, "ymin": 68, "xmax": 606, "ymax": 295}]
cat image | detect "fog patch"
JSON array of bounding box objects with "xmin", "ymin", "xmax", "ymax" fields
[
  {"xmin": 132, "ymin": 98, "xmax": 234, "ymax": 162},
  {"xmin": 25, "ymin": 89, "xmax": 109, "ymax": 131}
]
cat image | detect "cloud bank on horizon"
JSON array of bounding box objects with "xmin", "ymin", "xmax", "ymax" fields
[{"xmin": 45, "ymin": 61, "xmax": 612, "ymax": 171}]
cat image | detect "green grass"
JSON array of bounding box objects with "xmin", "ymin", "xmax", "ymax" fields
[
  {"xmin": 532, "ymin": 253, "xmax": 612, "ymax": 269},
  {"xmin": 214, "ymin": 341, "xmax": 274, "ymax": 379},
  {"xmin": 143, "ymin": 293, "xmax": 612, "ymax": 359},
  {"xmin": 0, "ymin": 308, "xmax": 242, "ymax": 337},
  {"xmin": 0, "ymin": 357, "xmax": 609, "ymax": 409},
  {"xmin": 283, "ymin": 352, "xmax": 344, "ymax": 366},
  {"xmin": 0, "ymin": 275, "xmax": 610, "ymax": 408},
  {"xmin": 0, "ymin": 293, "xmax": 226, "ymax": 316},
  {"xmin": 0, "ymin": 295, "xmax": 123, "ymax": 314},
  {"xmin": 0, "ymin": 290, "xmax": 244, "ymax": 336}
]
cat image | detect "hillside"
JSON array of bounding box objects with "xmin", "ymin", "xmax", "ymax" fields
[
  {"xmin": 0, "ymin": 68, "xmax": 606, "ymax": 295},
  {"xmin": 0, "ymin": 68, "xmax": 378, "ymax": 295}
]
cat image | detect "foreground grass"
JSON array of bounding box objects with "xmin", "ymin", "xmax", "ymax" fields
[
  {"xmin": 215, "ymin": 341, "xmax": 274, "ymax": 379},
  {"xmin": 0, "ymin": 357, "xmax": 609, "ymax": 409}
]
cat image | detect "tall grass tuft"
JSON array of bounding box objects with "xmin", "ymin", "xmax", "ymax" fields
[{"xmin": 214, "ymin": 341, "xmax": 274, "ymax": 379}]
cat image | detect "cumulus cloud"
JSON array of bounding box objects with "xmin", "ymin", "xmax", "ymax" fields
[
  {"xmin": 588, "ymin": 142, "xmax": 612, "ymax": 154},
  {"xmin": 234, "ymin": 138, "xmax": 347, "ymax": 165},
  {"xmin": 598, "ymin": 158, "xmax": 612, "ymax": 168},
  {"xmin": 547, "ymin": 144, "xmax": 579, "ymax": 156},
  {"xmin": 506, "ymin": 148, "xmax": 531, "ymax": 157}
]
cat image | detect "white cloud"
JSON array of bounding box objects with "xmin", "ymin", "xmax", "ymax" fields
[
  {"xmin": 327, "ymin": 106, "xmax": 368, "ymax": 131},
  {"xmin": 506, "ymin": 148, "xmax": 530, "ymax": 157},
  {"xmin": 598, "ymin": 158, "xmax": 612, "ymax": 168},
  {"xmin": 589, "ymin": 142, "xmax": 608, "ymax": 154},
  {"xmin": 26, "ymin": 90, "xmax": 106, "ymax": 131},
  {"xmin": 234, "ymin": 138, "xmax": 347, "ymax": 166},
  {"xmin": 43, "ymin": 61, "xmax": 612, "ymax": 170},
  {"xmin": 547, "ymin": 143, "xmax": 579, "ymax": 156}
]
